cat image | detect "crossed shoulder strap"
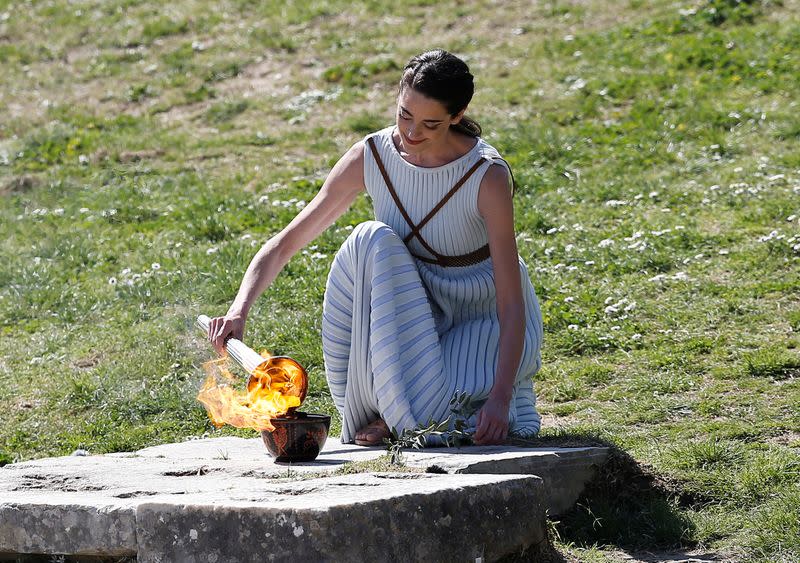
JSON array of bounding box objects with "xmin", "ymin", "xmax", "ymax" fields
[{"xmin": 367, "ymin": 136, "xmax": 491, "ymax": 267}]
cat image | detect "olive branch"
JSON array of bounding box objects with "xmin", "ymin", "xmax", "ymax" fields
[{"xmin": 385, "ymin": 390, "xmax": 480, "ymax": 465}]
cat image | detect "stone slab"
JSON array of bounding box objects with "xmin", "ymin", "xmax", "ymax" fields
[
  {"xmin": 135, "ymin": 473, "xmax": 545, "ymax": 563},
  {"xmin": 401, "ymin": 445, "xmax": 610, "ymax": 516},
  {"xmin": 0, "ymin": 436, "xmax": 608, "ymax": 560},
  {"xmin": 132, "ymin": 436, "xmax": 609, "ymax": 515},
  {"xmin": 1, "ymin": 470, "xmax": 545, "ymax": 562}
]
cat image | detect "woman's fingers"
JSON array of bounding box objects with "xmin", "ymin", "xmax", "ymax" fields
[
  {"xmin": 474, "ymin": 410, "xmax": 486, "ymax": 442},
  {"xmin": 206, "ymin": 316, "xmax": 246, "ymax": 356},
  {"xmin": 210, "ymin": 317, "xmax": 230, "ymax": 355},
  {"xmin": 474, "ymin": 417, "xmax": 509, "ymax": 445}
]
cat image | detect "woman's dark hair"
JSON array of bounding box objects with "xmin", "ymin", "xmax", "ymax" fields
[{"xmin": 399, "ymin": 49, "xmax": 482, "ymax": 138}]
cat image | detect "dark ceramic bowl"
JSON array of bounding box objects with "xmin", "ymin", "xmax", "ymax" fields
[{"xmin": 260, "ymin": 412, "xmax": 331, "ymax": 462}]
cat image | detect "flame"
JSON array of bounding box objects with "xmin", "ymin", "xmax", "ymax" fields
[{"xmin": 196, "ymin": 351, "xmax": 305, "ymax": 432}]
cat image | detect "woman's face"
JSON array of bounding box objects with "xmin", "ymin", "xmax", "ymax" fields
[{"xmin": 395, "ymin": 86, "xmax": 464, "ymax": 153}]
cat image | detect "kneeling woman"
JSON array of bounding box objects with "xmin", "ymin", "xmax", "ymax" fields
[{"xmin": 208, "ymin": 49, "xmax": 543, "ymax": 446}]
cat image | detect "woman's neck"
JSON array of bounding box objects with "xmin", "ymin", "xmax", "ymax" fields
[{"xmin": 393, "ymin": 128, "xmax": 477, "ymax": 167}]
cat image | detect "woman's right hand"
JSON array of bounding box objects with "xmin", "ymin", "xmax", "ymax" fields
[{"xmin": 208, "ymin": 313, "xmax": 246, "ymax": 355}]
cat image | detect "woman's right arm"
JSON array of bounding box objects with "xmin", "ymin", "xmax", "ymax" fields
[{"xmin": 208, "ymin": 140, "xmax": 366, "ymax": 353}]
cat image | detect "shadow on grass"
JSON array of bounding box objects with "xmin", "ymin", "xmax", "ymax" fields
[
  {"xmin": 495, "ymin": 429, "xmax": 697, "ymax": 561},
  {"xmin": 542, "ymin": 432, "xmax": 695, "ymax": 552}
]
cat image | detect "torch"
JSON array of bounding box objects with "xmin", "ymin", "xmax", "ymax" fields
[
  {"xmin": 195, "ymin": 314, "xmax": 308, "ymax": 407},
  {"xmin": 196, "ymin": 314, "xmax": 330, "ymax": 462},
  {"xmin": 197, "ymin": 314, "xmax": 278, "ymax": 374}
]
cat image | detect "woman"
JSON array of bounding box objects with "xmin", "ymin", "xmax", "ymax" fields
[{"xmin": 208, "ymin": 49, "xmax": 543, "ymax": 446}]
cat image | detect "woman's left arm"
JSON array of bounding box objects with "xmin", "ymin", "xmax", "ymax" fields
[{"xmin": 474, "ymin": 163, "xmax": 525, "ymax": 445}]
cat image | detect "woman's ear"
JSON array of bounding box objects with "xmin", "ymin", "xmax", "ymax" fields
[{"xmin": 451, "ymin": 107, "xmax": 467, "ymax": 125}]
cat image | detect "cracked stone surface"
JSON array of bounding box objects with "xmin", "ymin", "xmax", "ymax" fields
[{"xmin": 0, "ymin": 437, "xmax": 608, "ymax": 561}]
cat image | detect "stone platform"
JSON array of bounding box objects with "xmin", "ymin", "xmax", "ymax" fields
[{"xmin": 0, "ymin": 437, "xmax": 609, "ymax": 562}]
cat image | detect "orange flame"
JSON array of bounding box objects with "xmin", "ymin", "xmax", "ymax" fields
[{"xmin": 196, "ymin": 351, "xmax": 306, "ymax": 432}]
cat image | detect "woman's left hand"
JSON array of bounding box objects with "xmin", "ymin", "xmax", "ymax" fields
[{"xmin": 474, "ymin": 394, "xmax": 511, "ymax": 445}]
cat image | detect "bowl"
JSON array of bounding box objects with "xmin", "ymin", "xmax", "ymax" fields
[{"xmin": 260, "ymin": 412, "xmax": 331, "ymax": 462}]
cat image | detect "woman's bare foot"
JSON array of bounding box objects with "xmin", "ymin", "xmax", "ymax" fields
[{"xmin": 354, "ymin": 419, "xmax": 390, "ymax": 446}]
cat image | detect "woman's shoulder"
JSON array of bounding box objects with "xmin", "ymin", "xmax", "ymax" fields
[
  {"xmin": 363, "ymin": 125, "xmax": 395, "ymax": 144},
  {"xmin": 474, "ymin": 137, "xmax": 504, "ymax": 161}
]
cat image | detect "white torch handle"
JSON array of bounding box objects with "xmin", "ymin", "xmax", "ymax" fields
[{"xmin": 196, "ymin": 314, "xmax": 266, "ymax": 374}]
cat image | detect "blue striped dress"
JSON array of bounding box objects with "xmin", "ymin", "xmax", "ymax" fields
[{"xmin": 322, "ymin": 126, "xmax": 543, "ymax": 443}]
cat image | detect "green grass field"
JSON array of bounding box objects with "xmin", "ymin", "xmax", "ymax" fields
[{"xmin": 1, "ymin": 0, "xmax": 799, "ymax": 560}]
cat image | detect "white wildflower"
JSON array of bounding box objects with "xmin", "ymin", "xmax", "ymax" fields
[
  {"xmin": 605, "ymin": 199, "xmax": 628, "ymax": 207},
  {"xmin": 631, "ymin": 333, "xmax": 642, "ymax": 341},
  {"xmin": 568, "ymin": 324, "xmax": 579, "ymax": 331},
  {"xmin": 206, "ymin": 247, "xmax": 218, "ymax": 255},
  {"xmin": 719, "ymin": 249, "xmax": 729, "ymax": 255},
  {"xmin": 569, "ymin": 78, "xmax": 587, "ymax": 91},
  {"xmin": 584, "ymin": 260, "xmax": 595, "ymax": 266},
  {"xmin": 598, "ymin": 238, "xmax": 615, "ymax": 248},
  {"xmin": 108, "ymin": 277, "xmax": 117, "ymax": 285},
  {"xmin": 151, "ymin": 262, "xmax": 160, "ymax": 270}
]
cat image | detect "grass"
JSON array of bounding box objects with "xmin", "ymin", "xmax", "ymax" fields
[{"xmin": 1, "ymin": 0, "xmax": 799, "ymax": 560}]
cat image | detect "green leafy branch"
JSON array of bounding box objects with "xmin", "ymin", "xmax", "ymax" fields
[{"xmin": 385, "ymin": 390, "xmax": 480, "ymax": 465}]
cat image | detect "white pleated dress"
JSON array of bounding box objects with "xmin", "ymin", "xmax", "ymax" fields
[{"xmin": 322, "ymin": 125, "xmax": 543, "ymax": 443}]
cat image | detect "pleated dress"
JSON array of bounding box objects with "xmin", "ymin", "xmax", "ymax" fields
[{"xmin": 322, "ymin": 125, "xmax": 543, "ymax": 443}]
